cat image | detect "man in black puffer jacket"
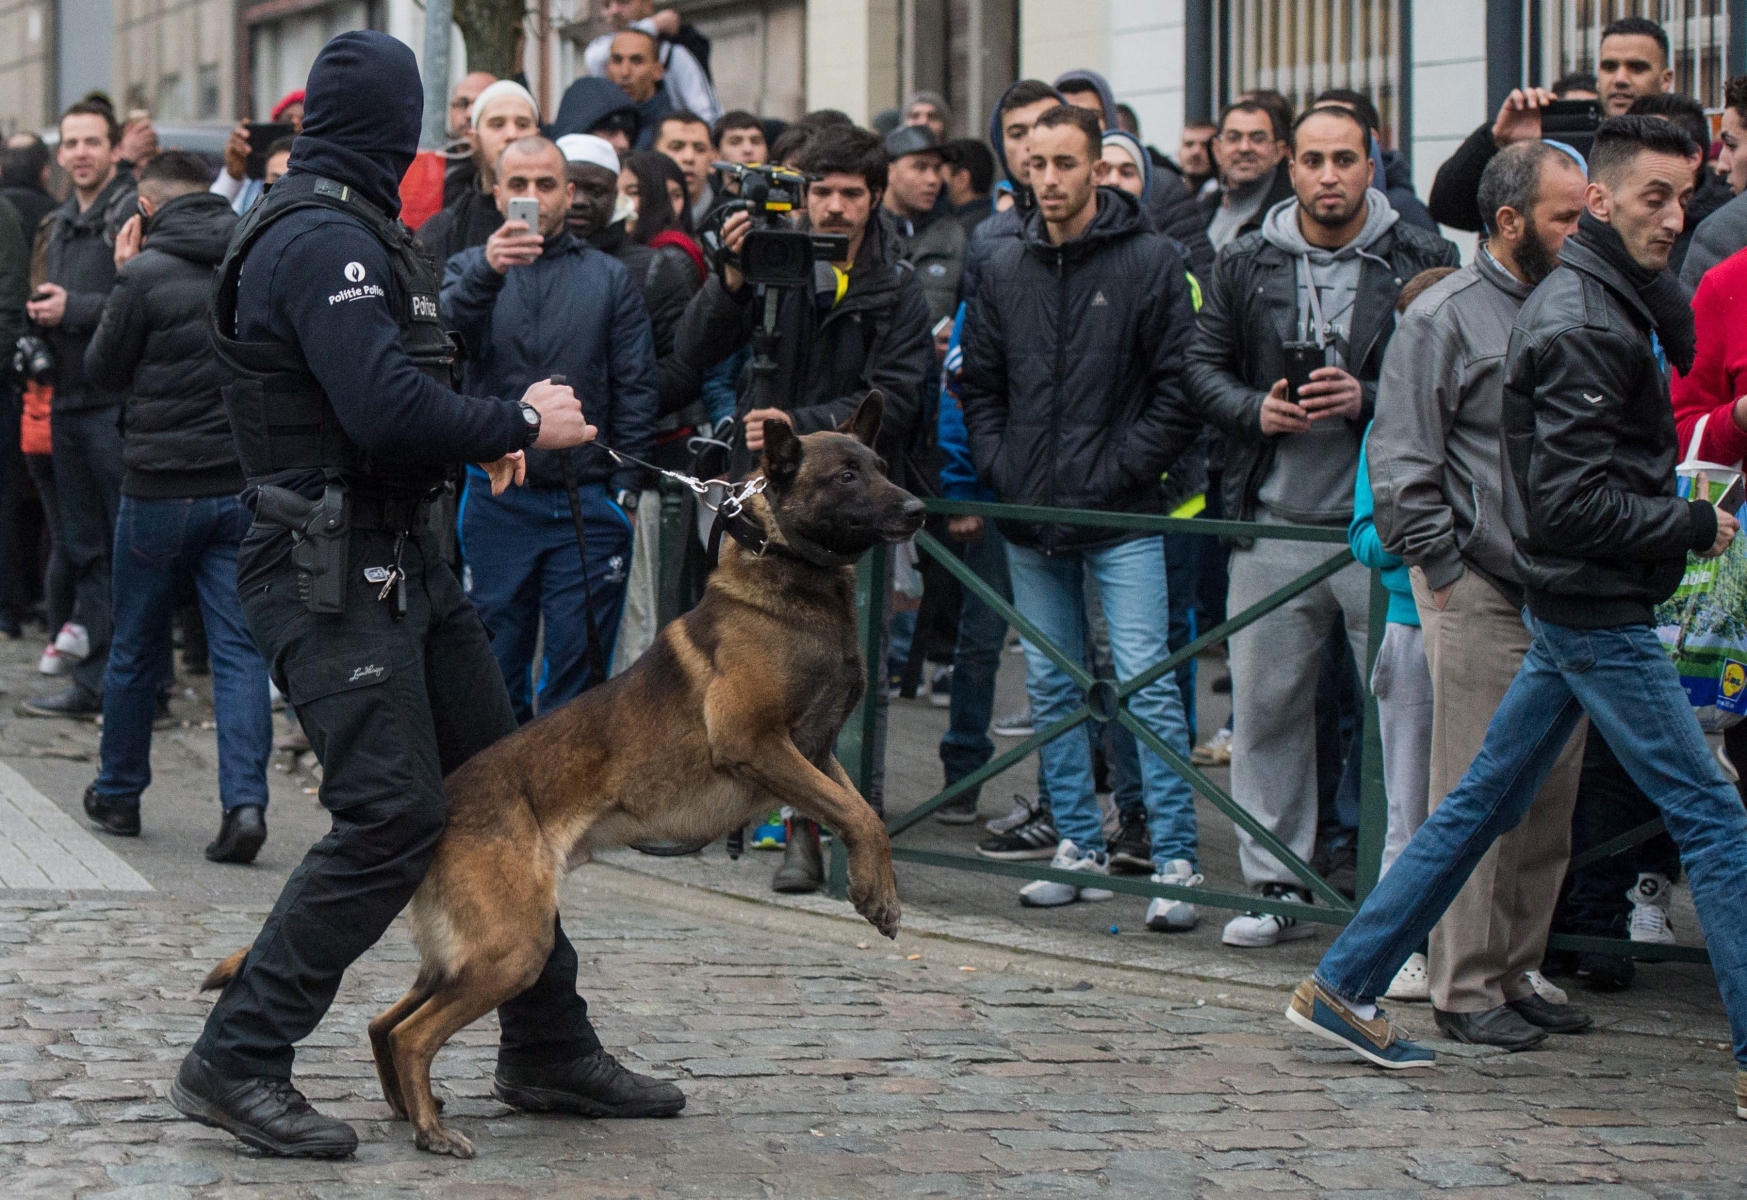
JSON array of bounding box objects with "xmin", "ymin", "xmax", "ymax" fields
[
  {"xmin": 960, "ymin": 104, "xmax": 1206, "ymax": 926},
  {"xmin": 80, "ymin": 151, "xmax": 274, "ymax": 863}
]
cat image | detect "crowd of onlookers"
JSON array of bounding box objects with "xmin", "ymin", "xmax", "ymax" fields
[{"xmin": 3, "ymin": 6, "xmax": 1747, "ymax": 1051}]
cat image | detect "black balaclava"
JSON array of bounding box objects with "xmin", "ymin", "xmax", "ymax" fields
[{"xmin": 285, "ymin": 30, "xmax": 423, "ymax": 219}]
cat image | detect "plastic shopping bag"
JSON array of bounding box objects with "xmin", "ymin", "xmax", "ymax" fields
[{"xmin": 1655, "ymin": 414, "xmax": 1747, "ymax": 731}]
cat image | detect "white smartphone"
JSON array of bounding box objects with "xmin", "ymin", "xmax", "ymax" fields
[{"xmin": 506, "ymin": 196, "xmax": 539, "ymax": 230}]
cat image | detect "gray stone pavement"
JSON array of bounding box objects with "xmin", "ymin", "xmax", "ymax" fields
[{"xmin": 0, "ymin": 632, "xmax": 1743, "ymax": 1197}]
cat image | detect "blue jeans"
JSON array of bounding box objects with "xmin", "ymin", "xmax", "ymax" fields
[
  {"xmin": 1006, "ymin": 536, "xmax": 1199, "ymax": 868},
  {"xmin": 1316, "ymin": 613, "xmax": 1747, "ymax": 1067},
  {"xmin": 1111, "ymin": 533, "xmax": 1200, "ymax": 819},
  {"xmin": 95, "ymin": 495, "xmax": 271, "ymax": 811},
  {"xmin": 459, "ymin": 472, "xmax": 632, "ymax": 724}
]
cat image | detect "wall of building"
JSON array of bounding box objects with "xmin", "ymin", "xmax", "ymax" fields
[
  {"xmin": 112, "ymin": 0, "xmax": 234, "ymax": 120},
  {"xmin": 805, "ymin": 0, "xmax": 900, "ymax": 124},
  {"xmin": 0, "ymin": 0, "xmax": 54, "ymax": 134},
  {"xmin": 1409, "ymin": 0, "xmax": 1486, "ymax": 257}
]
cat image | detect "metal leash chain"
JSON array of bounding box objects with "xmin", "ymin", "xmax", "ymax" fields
[{"xmin": 595, "ymin": 443, "xmax": 767, "ymax": 521}]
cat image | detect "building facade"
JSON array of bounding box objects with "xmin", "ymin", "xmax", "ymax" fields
[{"xmin": 3, "ymin": 0, "xmax": 1740, "ymax": 240}]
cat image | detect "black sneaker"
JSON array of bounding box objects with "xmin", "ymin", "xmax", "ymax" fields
[
  {"xmin": 83, "ymin": 785, "xmax": 140, "ymax": 837},
  {"xmin": 1108, "ymin": 811, "xmax": 1153, "ymax": 874},
  {"xmin": 977, "ymin": 804, "xmax": 1058, "ymax": 860},
  {"xmin": 494, "ymin": 1050, "xmax": 685, "ymax": 1118},
  {"xmin": 170, "ymin": 1052, "xmax": 357, "ymax": 1157},
  {"xmin": 19, "ymin": 685, "xmax": 102, "ymax": 720},
  {"xmin": 934, "ymin": 796, "xmax": 980, "ymax": 825}
]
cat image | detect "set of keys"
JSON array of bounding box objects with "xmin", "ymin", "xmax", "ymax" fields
[{"xmin": 362, "ymin": 533, "xmax": 410, "ymax": 620}]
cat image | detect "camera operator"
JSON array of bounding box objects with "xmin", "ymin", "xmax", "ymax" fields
[
  {"xmin": 675, "ymin": 124, "xmax": 930, "ymax": 477},
  {"xmin": 444, "ymin": 135, "xmax": 657, "ymax": 716},
  {"xmin": 672, "ymin": 123, "xmax": 931, "ymax": 889}
]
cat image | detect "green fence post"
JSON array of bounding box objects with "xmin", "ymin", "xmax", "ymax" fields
[
  {"xmin": 830, "ymin": 542, "xmax": 888, "ymax": 898},
  {"xmin": 1355, "ymin": 569, "xmax": 1389, "ymax": 904}
]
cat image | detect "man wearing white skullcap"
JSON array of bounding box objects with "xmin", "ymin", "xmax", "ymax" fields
[{"xmin": 417, "ymin": 80, "xmax": 540, "ymax": 267}]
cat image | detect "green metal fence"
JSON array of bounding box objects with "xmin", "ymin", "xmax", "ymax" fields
[{"xmin": 808, "ymin": 497, "xmax": 1709, "ymax": 967}]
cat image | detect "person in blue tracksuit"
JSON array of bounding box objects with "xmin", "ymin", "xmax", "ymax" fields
[{"xmin": 443, "ymin": 134, "xmax": 657, "ymax": 720}]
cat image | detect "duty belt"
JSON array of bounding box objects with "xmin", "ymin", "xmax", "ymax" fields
[{"xmin": 350, "ymin": 491, "xmax": 435, "ymax": 533}]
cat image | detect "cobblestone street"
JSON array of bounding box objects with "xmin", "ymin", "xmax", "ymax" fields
[{"xmin": 0, "ymin": 638, "xmax": 1744, "ymax": 1198}]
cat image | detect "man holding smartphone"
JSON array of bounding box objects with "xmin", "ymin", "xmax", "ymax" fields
[
  {"xmin": 1429, "ymin": 16, "xmax": 1673, "ymax": 232},
  {"xmin": 1185, "ymin": 105, "xmax": 1457, "ymax": 946},
  {"xmin": 442, "ymin": 134, "xmax": 657, "ymax": 719}
]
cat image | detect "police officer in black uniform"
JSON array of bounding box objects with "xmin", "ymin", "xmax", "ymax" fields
[{"xmin": 169, "ymin": 32, "xmax": 684, "ymax": 1157}]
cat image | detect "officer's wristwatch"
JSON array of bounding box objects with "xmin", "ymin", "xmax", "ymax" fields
[
  {"xmin": 516, "ymin": 400, "xmax": 541, "ymax": 446},
  {"xmin": 615, "ymin": 489, "xmax": 639, "ymax": 513}
]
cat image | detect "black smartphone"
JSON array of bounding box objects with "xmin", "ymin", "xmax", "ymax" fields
[
  {"xmin": 1540, "ymin": 98, "xmax": 1602, "ymax": 157},
  {"xmin": 1282, "ymin": 341, "xmax": 1323, "ymax": 405},
  {"xmin": 245, "ymin": 121, "xmax": 296, "ymax": 180}
]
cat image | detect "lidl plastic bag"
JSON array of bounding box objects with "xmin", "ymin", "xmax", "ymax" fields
[{"xmin": 1655, "ymin": 413, "xmax": 1747, "ymax": 731}]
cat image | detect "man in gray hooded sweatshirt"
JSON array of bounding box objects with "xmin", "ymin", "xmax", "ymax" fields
[{"xmin": 1185, "ymin": 106, "xmax": 1457, "ymax": 947}]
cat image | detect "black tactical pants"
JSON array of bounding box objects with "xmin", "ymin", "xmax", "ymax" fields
[{"xmin": 193, "ymin": 526, "xmax": 600, "ymax": 1079}]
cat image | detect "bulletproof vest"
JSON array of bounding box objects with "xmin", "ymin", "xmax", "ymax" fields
[{"xmin": 210, "ymin": 172, "xmax": 453, "ymax": 491}]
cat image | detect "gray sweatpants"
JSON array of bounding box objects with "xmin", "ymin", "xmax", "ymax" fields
[
  {"xmin": 1370, "ymin": 621, "xmax": 1433, "ymax": 876},
  {"xmin": 1227, "ymin": 532, "xmax": 1370, "ymax": 888}
]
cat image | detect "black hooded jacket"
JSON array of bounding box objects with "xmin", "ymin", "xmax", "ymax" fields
[
  {"xmin": 228, "ymin": 30, "xmax": 528, "ymax": 584},
  {"xmin": 959, "ymin": 188, "xmax": 1201, "ymax": 552},
  {"xmin": 1501, "ymin": 223, "xmax": 1717, "ymax": 629},
  {"xmin": 416, "ymin": 186, "xmax": 502, "ymax": 274},
  {"xmin": 85, "ymin": 190, "xmax": 243, "ymax": 498},
  {"xmin": 43, "ymin": 168, "xmax": 136, "ymax": 412},
  {"xmin": 551, "ymin": 77, "xmax": 641, "ymax": 146}
]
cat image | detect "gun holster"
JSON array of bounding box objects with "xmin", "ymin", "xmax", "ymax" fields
[{"xmin": 254, "ymin": 482, "xmax": 351, "ymax": 614}]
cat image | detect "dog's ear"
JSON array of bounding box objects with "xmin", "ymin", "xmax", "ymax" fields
[
  {"xmin": 837, "ymin": 390, "xmax": 884, "ymax": 448},
  {"xmin": 761, "ymin": 419, "xmax": 802, "ymax": 489}
]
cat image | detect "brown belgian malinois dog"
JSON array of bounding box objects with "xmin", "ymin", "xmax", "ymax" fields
[{"xmin": 200, "ymin": 393, "xmax": 922, "ymax": 1157}]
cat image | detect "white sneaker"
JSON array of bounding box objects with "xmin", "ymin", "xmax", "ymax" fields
[
  {"xmin": 928, "ymin": 665, "xmax": 953, "ymax": 708},
  {"xmin": 54, "ymin": 622, "xmax": 89, "ymax": 661},
  {"xmin": 1383, "ymin": 951, "xmax": 1429, "ymax": 1001},
  {"xmin": 1627, "ymin": 872, "xmax": 1676, "ymax": 944},
  {"xmin": 1191, "ymin": 727, "xmax": 1233, "ymax": 766},
  {"xmin": 1526, "ymin": 969, "xmax": 1568, "ymax": 1006},
  {"xmin": 1222, "ymin": 887, "xmax": 1317, "ymax": 947},
  {"xmin": 1019, "ymin": 839, "xmax": 1114, "ymax": 907},
  {"xmin": 991, "ymin": 706, "xmax": 1034, "ymax": 738},
  {"xmin": 987, "ymin": 793, "xmax": 1041, "ymax": 836},
  {"xmin": 1145, "ymin": 859, "xmax": 1203, "ymax": 931},
  {"xmin": 37, "ymin": 645, "xmax": 66, "ymax": 676}
]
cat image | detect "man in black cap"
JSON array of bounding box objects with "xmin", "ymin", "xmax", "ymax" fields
[
  {"xmin": 170, "ymin": 31, "xmax": 684, "ymax": 1158},
  {"xmin": 883, "ymin": 124, "xmax": 964, "ymax": 325}
]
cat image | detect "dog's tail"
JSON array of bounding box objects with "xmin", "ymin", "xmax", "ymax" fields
[{"xmin": 201, "ymin": 946, "xmax": 251, "ymax": 993}]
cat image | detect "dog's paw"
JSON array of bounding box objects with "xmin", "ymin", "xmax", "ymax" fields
[
  {"xmin": 850, "ymin": 878, "xmax": 902, "ymax": 939},
  {"xmin": 415, "ymin": 1123, "xmax": 476, "ymax": 1159}
]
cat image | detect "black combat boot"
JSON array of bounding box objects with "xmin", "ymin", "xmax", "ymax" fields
[
  {"xmin": 171, "ymin": 1052, "xmax": 358, "ymax": 1157},
  {"xmin": 494, "ymin": 1049, "xmax": 685, "ymax": 1118},
  {"xmin": 206, "ymin": 805, "xmax": 268, "ymax": 864}
]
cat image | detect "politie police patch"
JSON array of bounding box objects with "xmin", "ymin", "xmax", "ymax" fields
[{"xmin": 411, "ymin": 293, "xmax": 440, "ymax": 322}]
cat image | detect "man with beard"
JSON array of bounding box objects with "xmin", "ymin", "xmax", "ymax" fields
[
  {"xmin": 1365, "ymin": 141, "xmax": 1596, "ymax": 1047},
  {"xmin": 1184, "ymin": 105, "xmax": 1457, "ymax": 947},
  {"xmin": 1200, "ymin": 98, "xmax": 1293, "ymax": 254}
]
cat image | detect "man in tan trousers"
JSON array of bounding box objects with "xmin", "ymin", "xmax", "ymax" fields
[{"xmin": 1370, "ymin": 140, "xmax": 1595, "ymax": 1048}]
